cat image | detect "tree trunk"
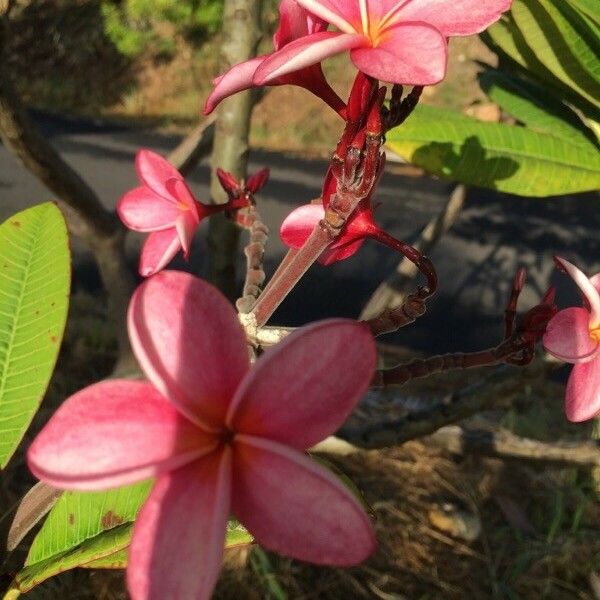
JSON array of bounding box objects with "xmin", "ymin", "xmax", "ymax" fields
[{"xmin": 207, "ymin": 0, "xmax": 262, "ymax": 298}]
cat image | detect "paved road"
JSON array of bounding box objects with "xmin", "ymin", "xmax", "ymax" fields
[{"xmin": 1, "ymin": 112, "xmax": 598, "ymax": 353}]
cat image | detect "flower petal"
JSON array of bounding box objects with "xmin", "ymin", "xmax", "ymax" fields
[
  {"xmin": 275, "ymin": 0, "xmax": 314, "ymax": 46},
  {"xmin": 254, "ymin": 31, "xmax": 366, "ymax": 85},
  {"xmin": 175, "ymin": 213, "xmax": 199, "ymax": 260},
  {"xmin": 128, "ymin": 450, "xmax": 231, "ymax": 600},
  {"xmin": 27, "ymin": 381, "xmax": 213, "ymax": 491},
  {"xmin": 203, "ymin": 56, "xmax": 266, "ymax": 115},
  {"xmin": 227, "ymin": 319, "xmax": 377, "ymax": 450},
  {"xmin": 320, "ymin": 237, "xmax": 365, "ymax": 265},
  {"xmin": 396, "ymin": 0, "xmax": 511, "ymax": 36},
  {"xmin": 135, "ymin": 150, "xmax": 183, "ymax": 200},
  {"xmin": 280, "ymin": 203, "xmax": 323, "ymax": 249},
  {"xmin": 565, "ymin": 359, "xmax": 600, "ymax": 422},
  {"xmin": 351, "ymin": 22, "xmax": 447, "ymax": 85},
  {"xmin": 294, "ymin": 0, "xmax": 360, "ymax": 33},
  {"xmin": 228, "ymin": 320, "xmax": 376, "ymax": 449},
  {"xmin": 128, "ymin": 271, "xmax": 249, "ymax": 431},
  {"xmin": 117, "ymin": 187, "xmax": 181, "ymax": 232},
  {"xmin": 591, "ymin": 273, "xmax": 600, "ymax": 296},
  {"xmin": 556, "ymin": 257, "xmax": 600, "ymax": 328},
  {"xmin": 232, "ymin": 435, "xmax": 376, "ymax": 565},
  {"xmin": 139, "ymin": 229, "xmax": 181, "ymax": 277},
  {"xmin": 543, "ymin": 307, "xmax": 600, "ymax": 363}
]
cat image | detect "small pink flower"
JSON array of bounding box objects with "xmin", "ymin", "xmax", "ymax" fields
[
  {"xmin": 118, "ymin": 150, "xmax": 205, "ymax": 277},
  {"xmin": 254, "ymin": 0, "xmax": 511, "ymax": 87},
  {"xmin": 204, "ymin": 0, "xmax": 345, "ymax": 115},
  {"xmin": 28, "ymin": 271, "xmax": 377, "ymax": 599},
  {"xmin": 543, "ymin": 257, "xmax": 600, "ymax": 422},
  {"xmin": 281, "ymin": 200, "xmax": 377, "ymax": 264}
]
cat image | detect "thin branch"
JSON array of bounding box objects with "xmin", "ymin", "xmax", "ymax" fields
[
  {"xmin": 236, "ymin": 206, "xmax": 269, "ymax": 314},
  {"xmin": 167, "ymin": 114, "xmax": 216, "ymax": 176},
  {"xmin": 314, "ymin": 425, "xmax": 600, "ymax": 468},
  {"xmin": 426, "ymin": 425, "xmax": 600, "ymax": 467},
  {"xmin": 337, "ymin": 357, "xmax": 553, "ymax": 449},
  {"xmin": 360, "ymin": 184, "xmax": 465, "ymax": 320}
]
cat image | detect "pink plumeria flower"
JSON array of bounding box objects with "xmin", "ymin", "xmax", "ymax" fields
[
  {"xmin": 543, "ymin": 257, "xmax": 600, "ymax": 422},
  {"xmin": 118, "ymin": 150, "xmax": 210, "ymax": 277},
  {"xmin": 254, "ymin": 0, "xmax": 511, "ymax": 87},
  {"xmin": 281, "ymin": 200, "xmax": 377, "ymax": 264},
  {"xmin": 204, "ymin": 0, "xmax": 345, "ymax": 115},
  {"xmin": 28, "ymin": 271, "xmax": 377, "ymax": 600}
]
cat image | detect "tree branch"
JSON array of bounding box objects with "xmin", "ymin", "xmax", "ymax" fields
[
  {"xmin": 167, "ymin": 114, "xmax": 216, "ymax": 176},
  {"xmin": 236, "ymin": 205, "xmax": 269, "ymax": 314},
  {"xmin": 336, "ymin": 357, "xmax": 553, "ymax": 449}
]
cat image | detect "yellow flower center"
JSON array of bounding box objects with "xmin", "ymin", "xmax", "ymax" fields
[{"xmin": 591, "ymin": 326, "xmax": 600, "ymax": 343}]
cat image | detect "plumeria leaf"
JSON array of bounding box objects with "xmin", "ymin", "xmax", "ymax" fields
[
  {"xmin": 386, "ymin": 105, "xmax": 600, "ymax": 196},
  {"xmin": 9, "ymin": 481, "xmax": 253, "ymax": 593},
  {"xmin": 509, "ymin": 0, "xmax": 600, "ymax": 111},
  {"xmin": 81, "ymin": 521, "xmax": 253, "ymax": 571},
  {"xmin": 0, "ymin": 203, "xmax": 70, "ymax": 468},
  {"xmin": 478, "ymin": 68, "xmax": 597, "ymax": 145}
]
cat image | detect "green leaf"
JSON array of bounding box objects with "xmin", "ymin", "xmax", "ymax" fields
[
  {"xmin": 12, "ymin": 480, "xmax": 253, "ymax": 591},
  {"xmin": 568, "ymin": 0, "xmax": 600, "ymax": 25},
  {"xmin": 386, "ymin": 105, "xmax": 600, "ymax": 197},
  {"xmin": 510, "ymin": 0, "xmax": 600, "ymax": 109},
  {"xmin": 15, "ymin": 524, "xmax": 133, "ymax": 592},
  {"xmin": 26, "ymin": 481, "xmax": 152, "ymax": 567},
  {"xmin": 81, "ymin": 520, "xmax": 254, "ymax": 571},
  {"xmin": 478, "ymin": 69, "xmax": 598, "ymax": 145},
  {"xmin": 0, "ymin": 202, "xmax": 70, "ymax": 468}
]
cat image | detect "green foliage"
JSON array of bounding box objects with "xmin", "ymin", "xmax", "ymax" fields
[
  {"xmin": 0, "ymin": 203, "xmax": 70, "ymax": 469},
  {"xmin": 386, "ymin": 105, "xmax": 600, "ymax": 197},
  {"xmin": 481, "ymin": 0, "xmax": 600, "ymax": 123},
  {"xmin": 10, "ymin": 481, "xmax": 253, "ymax": 593},
  {"xmin": 101, "ymin": 0, "xmax": 224, "ymax": 58},
  {"xmin": 389, "ymin": 0, "xmax": 600, "ymax": 197}
]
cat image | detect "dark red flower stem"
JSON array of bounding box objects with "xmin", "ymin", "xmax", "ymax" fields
[{"xmin": 372, "ymin": 336, "xmax": 531, "ymax": 387}]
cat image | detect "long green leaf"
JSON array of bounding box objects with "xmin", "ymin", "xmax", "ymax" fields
[
  {"xmin": 12, "ymin": 481, "xmax": 253, "ymax": 592},
  {"xmin": 510, "ymin": 0, "xmax": 600, "ymax": 109},
  {"xmin": 0, "ymin": 203, "xmax": 70, "ymax": 468},
  {"xmin": 386, "ymin": 105, "xmax": 600, "ymax": 197},
  {"xmin": 478, "ymin": 69, "xmax": 597, "ymax": 145}
]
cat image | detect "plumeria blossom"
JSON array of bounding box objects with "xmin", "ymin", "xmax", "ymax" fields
[
  {"xmin": 204, "ymin": 0, "xmax": 345, "ymax": 115},
  {"xmin": 281, "ymin": 200, "xmax": 378, "ymax": 264},
  {"xmin": 254, "ymin": 0, "xmax": 512, "ymax": 87},
  {"xmin": 543, "ymin": 257, "xmax": 600, "ymax": 422},
  {"xmin": 118, "ymin": 151, "xmax": 253, "ymax": 277},
  {"xmin": 28, "ymin": 271, "xmax": 378, "ymax": 599},
  {"xmin": 117, "ymin": 150, "xmax": 207, "ymax": 277}
]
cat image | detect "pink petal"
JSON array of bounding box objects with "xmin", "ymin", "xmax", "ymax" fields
[
  {"xmin": 228, "ymin": 320, "xmax": 376, "ymax": 449},
  {"xmin": 275, "ymin": 0, "xmax": 313, "ymax": 46},
  {"xmin": 128, "ymin": 271, "xmax": 249, "ymax": 431},
  {"xmin": 396, "ymin": 0, "xmax": 512, "ymax": 36},
  {"xmin": 135, "ymin": 150, "xmax": 182, "ymax": 200},
  {"xmin": 139, "ymin": 230, "xmax": 181, "ymax": 277},
  {"xmin": 128, "ymin": 449, "xmax": 231, "ymax": 600},
  {"xmin": 591, "ymin": 273, "xmax": 600, "ymax": 296},
  {"xmin": 351, "ymin": 22, "xmax": 447, "ymax": 85},
  {"xmin": 565, "ymin": 359, "xmax": 600, "ymax": 422},
  {"xmin": 232, "ymin": 435, "xmax": 376, "ymax": 565},
  {"xmin": 27, "ymin": 381, "xmax": 214, "ymax": 491},
  {"xmin": 556, "ymin": 257, "xmax": 600, "ymax": 328},
  {"xmin": 254, "ymin": 31, "xmax": 366, "ymax": 85},
  {"xmin": 204, "ymin": 56, "xmax": 266, "ymax": 115},
  {"xmin": 280, "ymin": 203, "xmax": 323, "ymax": 249},
  {"xmin": 543, "ymin": 307, "xmax": 600, "ymax": 364},
  {"xmin": 320, "ymin": 237, "xmax": 365, "ymax": 265},
  {"xmin": 117, "ymin": 187, "xmax": 181, "ymax": 232},
  {"xmin": 175, "ymin": 212, "xmax": 199, "ymax": 260},
  {"xmin": 294, "ymin": 0, "xmax": 360, "ymax": 33}
]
